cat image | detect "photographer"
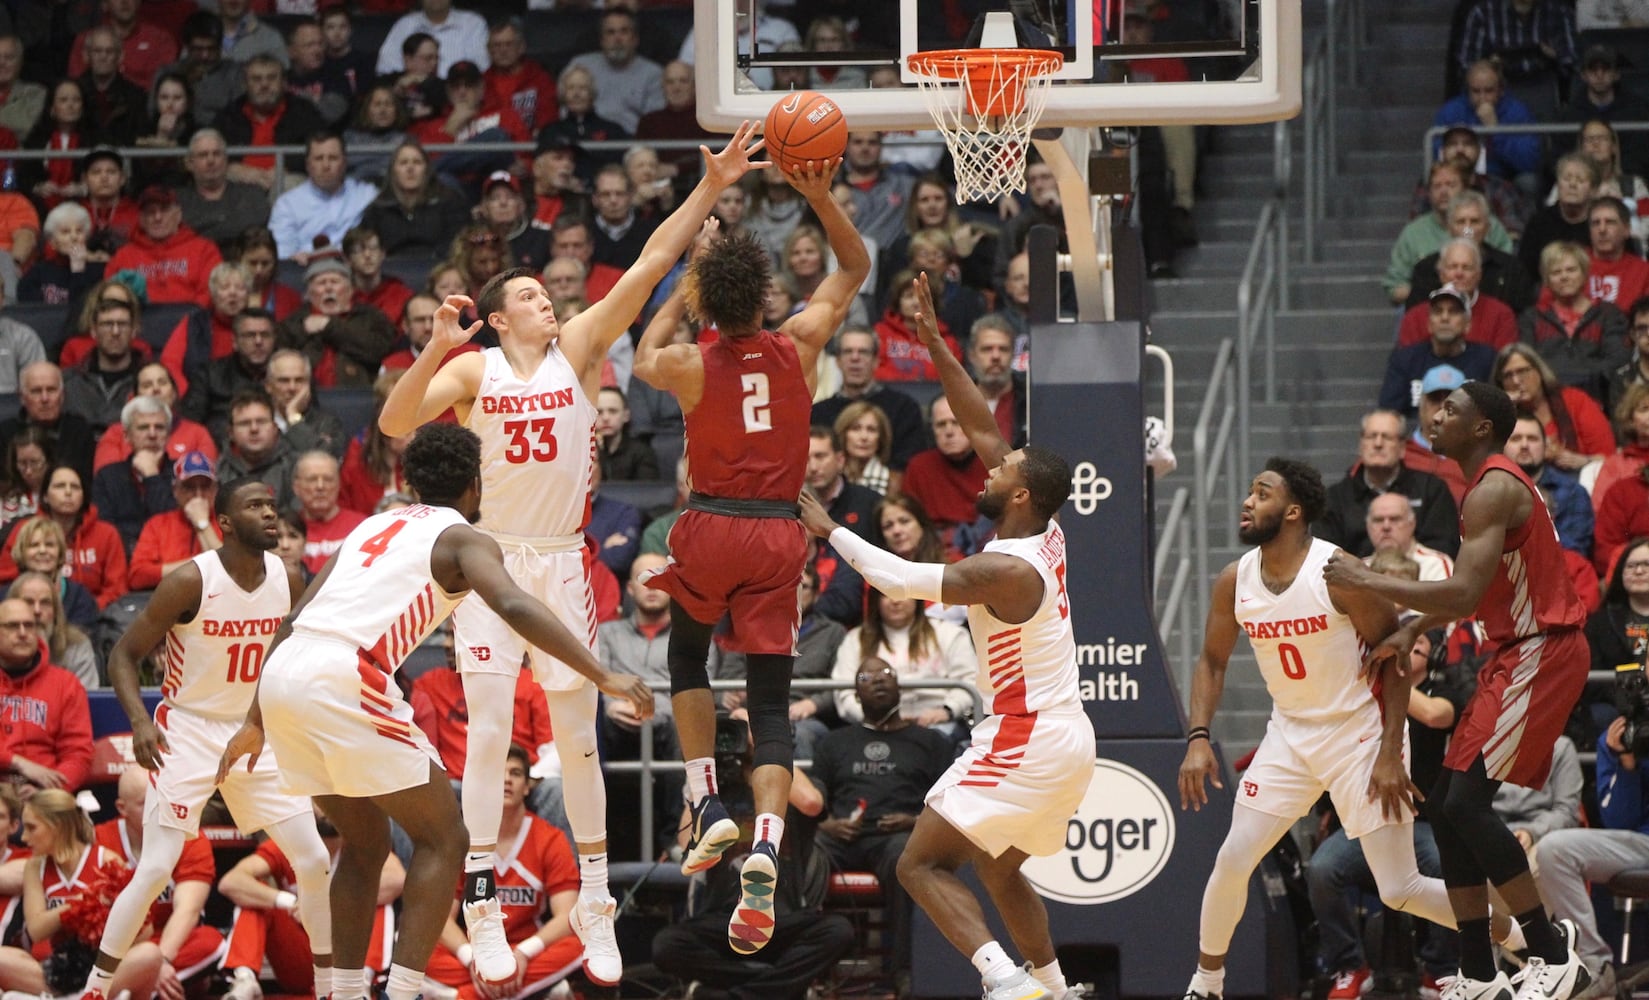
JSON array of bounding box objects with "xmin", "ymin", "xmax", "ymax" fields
[
  {"xmin": 1534, "ymin": 705, "xmax": 1649, "ymax": 1000},
  {"xmin": 1583, "ymin": 537, "xmax": 1649, "ymax": 747},
  {"xmin": 651, "ymin": 717, "xmax": 854, "ymax": 1000}
]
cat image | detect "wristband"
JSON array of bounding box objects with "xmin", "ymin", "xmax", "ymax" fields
[
  {"xmin": 516, "ymin": 936, "xmax": 546, "ymax": 960},
  {"xmin": 457, "ymin": 944, "xmax": 474, "ymax": 968},
  {"xmin": 274, "ymin": 890, "xmax": 297, "ymax": 913},
  {"xmin": 1186, "ymin": 727, "xmax": 1210, "ymax": 744}
]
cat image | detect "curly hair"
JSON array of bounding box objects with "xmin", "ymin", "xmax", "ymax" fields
[
  {"xmin": 688, "ymin": 230, "xmax": 771, "ymax": 335},
  {"xmin": 1020, "ymin": 446, "xmax": 1073, "ymax": 522},
  {"xmin": 405, "ymin": 423, "xmax": 481, "ymax": 506},
  {"xmin": 1262, "ymin": 456, "xmax": 1327, "ymax": 525}
]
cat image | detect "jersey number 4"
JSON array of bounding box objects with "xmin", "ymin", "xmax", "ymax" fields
[
  {"xmin": 503, "ymin": 418, "xmax": 558, "ymax": 463},
  {"xmin": 359, "ymin": 520, "xmax": 407, "ymax": 567},
  {"xmin": 1277, "ymin": 642, "xmax": 1307, "ymax": 680},
  {"xmin": 741, "ymin": 374, "xmax": 772, "ymax": 433}
]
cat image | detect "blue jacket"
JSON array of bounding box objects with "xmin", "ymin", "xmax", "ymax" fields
[
  {"xmin": 1536, "ymin": 464, "xmax": 1595, "ymax": 558},
  {"xmin": 1379, "ymin": 341, "xmax": 1497, "ymax": 416},
  {"xmin": 1597, "ymin": 729, "xmax": 1649, "ymax": 835},
  {"xmin": 1433, "ymin": 95, "xmax": 1543, "ymax": 177}
]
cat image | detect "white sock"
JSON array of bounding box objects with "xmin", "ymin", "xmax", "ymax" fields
[
  {"xmin": 685, "ymin": 757, "xmax": 716, "ymax": 803},
  {"xmin": 1031, "ymin": 960, "xmax": 1066, "ymax": 996},
  {"xmin": 1189, "ymin": 964, "xmax": 1225, "ymax": 998},
  {"xmin": 579, "ymin": 852, "xmax": 610, "ymax": 899},
  {"xmin": 754, "ymin": 812, "xmax": 784, "ymax": 849},
  {"xmin": 1501, "ymin": 919, "xmax": 1527, "ymax": 952},
  {"xmin": 313, "ymin": 966, "xmax": 332, "ymax": 1000},
  {"xmin": 386, "ymin": 964, "xmax": 422, "ymax": 1000},
  {"xmin": 972, "ymin": 941, "xmax": 1015, "ymax": 981},
  {"xmin": 332, "ymin": 967, "xmax": 367, "ymax": 1000}
]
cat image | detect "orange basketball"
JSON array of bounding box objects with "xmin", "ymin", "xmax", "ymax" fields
[{"xmin": 763, "ymin": 91, "xmax": 848, "ymax": 174}]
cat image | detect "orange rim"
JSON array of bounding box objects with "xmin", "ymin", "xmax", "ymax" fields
[{"xmin": 906, "ymin": 48, "xmax": 1064, "ymax": 118}]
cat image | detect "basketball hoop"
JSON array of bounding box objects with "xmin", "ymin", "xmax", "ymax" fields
[{"xmin": 906, "ymin": 48, "xmax": 1064, "ymax": 203}]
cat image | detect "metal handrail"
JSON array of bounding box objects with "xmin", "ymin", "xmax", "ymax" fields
[
  {"xmin": 1191, "ymin": 336, "xmax": 1241, "ymax": 647},
  {"xmin": 1152, "ymin": 485, "xmax": 1196, "ymax": 699},
  {"xmin": 1301, "ymin": 34, "xmax": 1329, "ymax": 262},
  {"xmin": 605, "ymin": 677, "xmax": 984, "ymax": 858},
  {"xmin": 1236, "ymin": 198, "xmax": 1282, "ymax": 438}
]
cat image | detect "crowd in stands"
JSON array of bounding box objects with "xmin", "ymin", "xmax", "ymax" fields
[{"xmin": 0, "ymin": 1, "xmax": 1199, "ymax": 997}]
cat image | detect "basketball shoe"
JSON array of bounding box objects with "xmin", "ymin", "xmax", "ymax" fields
[
  {"xmin": 463, "ymin": 896, "xmax": 517, "ymax": 987},
  {"xmin": 982, "ymin": 967, "xmax": 1047, "ymax": 1000},
  {"xmin": 681, "ymin": 795, "xmax": 739, "ymax": 876},
  {"xmin": 727, "ymin": 841, "xmax": 778, "ymax": 955},
  {"xmin": 570, "ymin": 895, "xmax": 623, "ymax": 986},
  {"xmin": 1510, "ymin": 918, "xmax": 1590, "ymax": 1000}
]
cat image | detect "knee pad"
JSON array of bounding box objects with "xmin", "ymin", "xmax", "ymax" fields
[
  {"xmin": 745, "ymin": 654, "xmax": 794, "ymax": 770},
  {"xmin": 667, "ymin": 604, "xmax": 714, "ymax": 696}
]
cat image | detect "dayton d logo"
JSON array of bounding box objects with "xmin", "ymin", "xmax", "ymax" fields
[{"xmin": 1021, "ymin": 760, "xmax": 1174, "ymax": 905}]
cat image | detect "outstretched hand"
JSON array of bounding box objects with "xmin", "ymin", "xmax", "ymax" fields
[
  {"xmin": 431, "ymin": 295, "xmax": 484, "ymax": 355},
  {"xmin": 691, "ymin": 217, "xmax": 720, "ymax": 261},
  {"xmin": 783, "ymin": 157, "xmax": 843, "ymax": 201},
  {"xmin": 797, "ymin": 491, "xmax": 839, "ymax": 539},
  {"xmin": 700, "ymin": 120, "xmax": 769, "ymax": 189},
  {"xmin": 911, "ymin": 272, "xmax": 946, "ymax": 352}
]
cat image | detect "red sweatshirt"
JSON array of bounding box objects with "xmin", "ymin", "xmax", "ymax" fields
[
  {"xmin": 0, "ymin": 639, "xmax": 92, "ymax": 791},
  {"xmin": 411, "ymin": 667, "xmax": 553, "ymax": 780},
  {"xmin": 105, "ymin": 224, "xmax": 223, "ymax": 309},
  {"xmin": 873, "ymin": 310, "xmax": 961, "ymax": 382},
  {"xmin": 0, "ymin": 507, "xmax": 128, "ymax": 607},
  {"xmin": 128, "ymin": 510, "xmax": 222, "ymax": 591}
]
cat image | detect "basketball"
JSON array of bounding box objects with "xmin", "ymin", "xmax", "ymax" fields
[{"xmin": 763, "ymin": 91, "xmax": 848, "ymax": 174}]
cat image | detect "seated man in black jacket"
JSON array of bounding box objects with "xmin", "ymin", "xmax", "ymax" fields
[
  {"xmin": 90, "ymin": 396, "xmax": 178, "ymax": 551},
  {"xmin": 1313, "ymin": 408, "xmax": 1461, "ymax": 557},
  {"xmin": 595, "ymin": 386, "xmax": 659, "ymax": 481},
  {"xmin": 179, "ymin": 307, "xmax": 274, "ymax": 443},
  {"xmin": 653, "ymin": 716, "xmax": 854, "ymax": 1000}
]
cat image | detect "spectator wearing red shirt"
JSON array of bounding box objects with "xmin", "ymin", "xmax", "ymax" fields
[
  {"xmin": 484, "ymin": 21, "xmax": 556, "ymax": 132},
  {"xmin": 1581, "ymin": 197, "xmax": 1649, "ymax": 309},
  {"xmin": 550, "ymin": 216, "xmax": 622, "ymax": 303},
  {"xmin": 0, "ymin": 607, "xmax": 91, "ymax": 795},
  {"xmin": 95, "ymin": 767, "xmax": 225, "ymax": 989},
  {"xmin": 127, "ymin": 451, "xmax": 222, "ymax": 591},
  {"xmin": 291, "ymin": 451, "xmax": 363, "ymax": 575},
  {"xmin": 77, "ymin": 146, "xmax": 139, "ymax": 257},
  {"xmin": 529, "ymin": 136, "xmax": 589, "ymax": 230},
  {"xmin": 1397, "ymin": 238, "xmax": 1520, "ymax": 350},
  {"xmin": 873, "ymin": 270, "xmax": 961, "ymax": 382},
  {"xmin": 69, "ymin": 0, "xmax": 179, "ymax": 91},
  {"xmin": 213, "ymin": 56, "xmax": 328, "ymax": 191},
  {"xmin": 0, "ymin": 465, "xmax": 126, "ymax": 608},
  {"xmin": 901, "ymin": 396, "xmax": 987, "ymax": 546},
  {"xmin": 409, "ymin": 60, "xmax": 530, "ymax": 190},
  {"xmin": 105, "ymin": 187, "xmax": 223, "ymax": 309},
  {"xmin": 160, "ymin": 262, "xmax": 251, "ymax": 397},
  {"xmin": 94, "ymin": 363, "xmax": 215, "ymax": 475},
  {"xmin": 343, "ymin": 226, "xmax": 412, "ymax": 326}
]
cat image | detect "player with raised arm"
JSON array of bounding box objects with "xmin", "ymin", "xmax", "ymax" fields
[
  {"xmin": 374, "ymin": 125, "xmax": 765, "ymax": 987},
  {"xmin": 1324, "ymin": 381, "xmax": 1592, "ymax": 1000},
  {"xmin": 216, "ymin": 423, "xmax": 653, "ymax": 1000},
  {"xmin": 631, "ymin": 159, "xmax": 869, "ymax": 956},
  {"xmin": 794, "ymin": 273, "xmax": 1092, "ymax": 1000},
  {"xmin": 1176, "ymin": 458, "xmax": 1526, "ymax": 1000},
  {"xmin": 82, "ymin": 478, "xmax": 333, "ymax": 1000}
]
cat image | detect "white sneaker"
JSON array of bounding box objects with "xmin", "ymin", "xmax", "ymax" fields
[
  {"xmin": 225, "ymin": 969, "xmax": 263, "ymax": 1000},
  {"xmin": 1438, "ymin": 971, "xmax": 1515, "ymax": 1000},
  {"xmin": 1511, "ymin": 919, "xmax": 1591, "ymax": 1000},
  {"xmin": 981, "ymin": 967, "xmax": 1047, "ymax": 1000},
  {"xmin": 570, "ymin": 895, "xmax": 623, "ymax": 987},
  {"xmin": 464, "ymin": 897, "xmax": 518, "ymax": 987}
]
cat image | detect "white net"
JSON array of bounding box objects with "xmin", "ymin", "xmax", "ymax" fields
[{"xmin": 908, "ymin": 50, "xmax": 1062, "ymax": 204}]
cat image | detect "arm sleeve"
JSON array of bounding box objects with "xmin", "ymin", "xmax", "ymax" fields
[{"xmin": 827, "ymin": 527, "xmax": 946, "ymax": 603}]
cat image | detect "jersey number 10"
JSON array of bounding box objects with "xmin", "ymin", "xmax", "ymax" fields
[{"xmin": 225, "ymin": 642, "xmax": 264, "ymax": 684}]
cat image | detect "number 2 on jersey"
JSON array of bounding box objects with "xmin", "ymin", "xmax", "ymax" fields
[
  {"xmin": 359, "ymin": 520, "xmax": 407, "ymax": 567},
  {"xmin": 1278, "ymin": 642, "xmax": 1307, "ymax": 680},
  {"xmin": 741, "ymin": 373, "xmax": 772, "ymax": 433}
]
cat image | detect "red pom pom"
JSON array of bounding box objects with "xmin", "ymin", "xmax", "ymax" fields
[{"xmin": 59, "ymin": 857, "xmax": 136, "ymax": 946}]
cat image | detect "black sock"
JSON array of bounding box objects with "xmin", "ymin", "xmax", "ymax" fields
[
  {"xmin": 1517, "ymin": 905, "xmax": 1564, "ymax": 963},
  {"xmin": 463, "ymin": 868, "xmax": 494, "ymax": 904},
  {"xmin": 1459, "ymin": 916, "xmax": 1496, "ymax": 982}
]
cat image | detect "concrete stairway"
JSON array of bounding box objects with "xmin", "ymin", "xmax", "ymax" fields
[{"xmin": 1144, "ymin": 2, "xmax": 1452, "ymax": 756}]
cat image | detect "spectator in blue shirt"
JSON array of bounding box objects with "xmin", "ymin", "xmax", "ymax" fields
[
  {"xmin": 1434, "ymin": 61, "xmax": 1544, "ymax": 189},
  {"xmin": 1505, "ymin": 415, "xmax": 1595, "ymax": 558},
  {"xmin": 1378, "ymin": 285, "xmax": 1497, "ymax": 417}
]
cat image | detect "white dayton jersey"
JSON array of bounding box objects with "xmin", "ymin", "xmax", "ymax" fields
[
  {"xmin": 160, "ymin": 550, "xmax": 289, "ymax": 720},
  {"xmin": 1234, "ymin": 537, "xmax": 1375, "ymax": 723},
  {"xmin": 966, "ymin": 520, "xmax": 1082, "ymax": 715},
  {"xmin": 289, "ymin": 503, "xmax": 470, "ymax": 672},
  {"xmin": 465, "ymin": 346, "xmax": 597, "ymax": 540}
]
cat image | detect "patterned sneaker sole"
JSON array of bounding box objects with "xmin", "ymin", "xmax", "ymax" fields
[
  {"xmin": 681, "ymin": 818, "xmax": 740, "ymax": 875},
  {"xmin": 728, "ymin": 853, "xmax": 778, "ymax": 955}
]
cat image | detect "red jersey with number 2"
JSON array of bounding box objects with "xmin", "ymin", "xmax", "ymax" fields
[{"xmin": 685, "ymin": 331, "xmax": 810, "ymax": 501}]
